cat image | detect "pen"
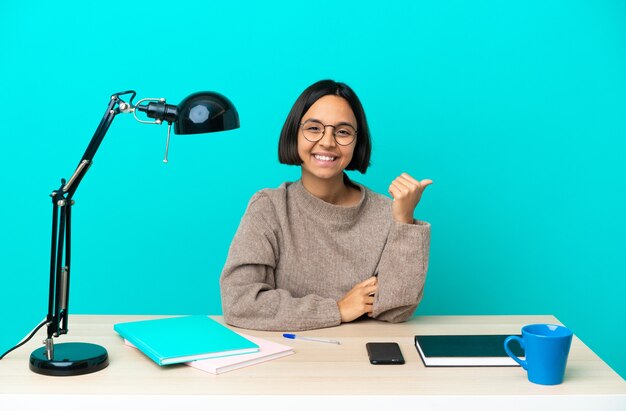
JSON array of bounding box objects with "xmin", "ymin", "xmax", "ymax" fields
[{"xmin": 282, "ymin": 333, "xmax": 341, "ymax": 345}]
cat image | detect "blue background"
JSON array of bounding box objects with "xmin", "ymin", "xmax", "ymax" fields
[{"xmin": 1, "ymin": 1, "xmax": 624, "ymax": 379}]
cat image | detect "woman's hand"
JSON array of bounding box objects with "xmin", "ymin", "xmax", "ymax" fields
[
  {"xmin": 337, "ymin": 276, "xmax": 378, "ymax": 323},
  {"xmin": 388, "ymin": 173, "xmax": 432, "ymax": 224}
]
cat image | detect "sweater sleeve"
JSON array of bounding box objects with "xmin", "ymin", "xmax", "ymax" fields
[
  {"xmin": 372, "ymin": 219, "xmax": 430, "ymax": 323},
  {"xmin": 219, "ymin": 193, "xmax": 342, "ymax": 331}
]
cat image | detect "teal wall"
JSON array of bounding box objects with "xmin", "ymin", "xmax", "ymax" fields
[{"xmin": 1, "ymin": 1, "xmax": 624, "ymax": 379}]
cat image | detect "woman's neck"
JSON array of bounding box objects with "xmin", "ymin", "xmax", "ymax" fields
[{"xmin": 301, "ymin": 172, "xmax": 359, "ymax": 206}]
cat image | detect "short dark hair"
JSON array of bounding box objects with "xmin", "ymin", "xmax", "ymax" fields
[{"xmin": 278, "ymin": 80, "xmax": 371, "ymax": 174}]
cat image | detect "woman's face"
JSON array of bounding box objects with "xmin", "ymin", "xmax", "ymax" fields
[{"xmin": 297, "ymin": 95, "xmax": 358, "ymax": 183}]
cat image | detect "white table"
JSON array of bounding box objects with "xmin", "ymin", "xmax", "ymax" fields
[{"xmin": 1, "ymin": 314, "xmax": 624, "ymax": 410}]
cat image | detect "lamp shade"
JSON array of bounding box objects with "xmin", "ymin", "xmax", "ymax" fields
[{"xmin": 174, "ymin": 92, "xmax": 240, "ymax": 135}]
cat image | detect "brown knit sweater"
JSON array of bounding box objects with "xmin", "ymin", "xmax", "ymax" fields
[{"xmin": 219, "ymin": 178, "xmax": 430, "ymax": 331}]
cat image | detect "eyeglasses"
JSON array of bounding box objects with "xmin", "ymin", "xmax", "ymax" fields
[{"xmin": 299, "ymin": 119, "xmax": 357, "ymax": 146}]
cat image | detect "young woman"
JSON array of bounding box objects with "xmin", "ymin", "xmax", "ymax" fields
[{"xmin": 220, "ymin": 80, "xmax": 431, "ymax": 331}]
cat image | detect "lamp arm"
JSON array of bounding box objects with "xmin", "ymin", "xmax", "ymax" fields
[
  {"xmin": 63, "ymin": 91, "xmax": 136, "ymax": 198},
  {"xmin": 44, "ymin": 91, "xmax": 135, "ymax": 353}
]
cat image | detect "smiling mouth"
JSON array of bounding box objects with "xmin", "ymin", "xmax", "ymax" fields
[{"xmin": 313, "ymin": 154, "xmax": 337, "ymax": 162}]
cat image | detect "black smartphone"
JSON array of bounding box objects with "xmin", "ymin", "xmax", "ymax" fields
[{"xmin": 366, "ymin": 342, "xmax": 405, "ymax": 364}]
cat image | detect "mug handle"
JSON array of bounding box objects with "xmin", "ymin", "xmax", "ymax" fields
[{"xmin": 504, "ymin": 336, "xmax": 527, "ymax": 370}]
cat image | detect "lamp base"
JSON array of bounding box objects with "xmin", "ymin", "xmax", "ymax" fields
[{"xmin": 29, "ymin": 342, "xmax": 109, "ymax": 376}]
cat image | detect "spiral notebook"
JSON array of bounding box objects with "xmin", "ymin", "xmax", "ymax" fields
[
  {"xmin": 125, "ymin": 333, "xmax": 294, "ymax": 374},
  {"xmin": 114, "ymin": 315, "xmax": 259, "ymax": 365}
]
